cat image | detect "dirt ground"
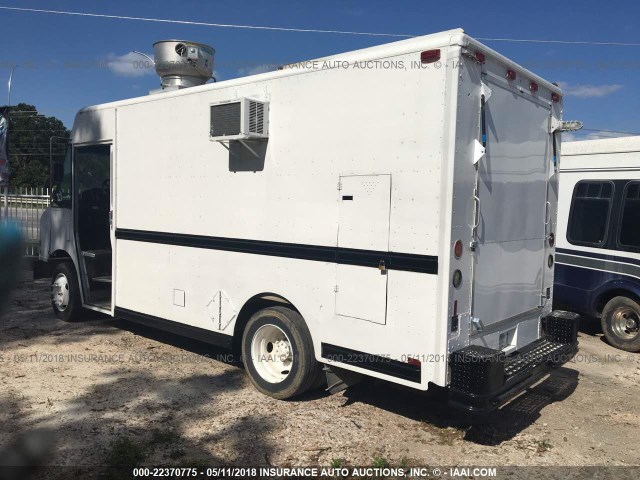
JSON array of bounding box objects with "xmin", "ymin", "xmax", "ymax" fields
[{"xmin": 1, "ymin": 278, "xmax": 639, "ymax": 471}]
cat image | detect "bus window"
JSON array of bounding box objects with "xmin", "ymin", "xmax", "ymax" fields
[
  {"xmin": 618, "ymin": 181, "xmax": 640, "ymax": 250},
  {"xmin": 567, "ymin": 181, "xmax": 614, "ymax": 247}
]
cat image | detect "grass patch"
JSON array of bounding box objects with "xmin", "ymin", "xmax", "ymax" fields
[
  {"xmin": 330, "ymin": 458, "xmax": 343, "ymax": 468},
  {"xmin": 536, "ymin": 439, "xmax": 553, "ymax": 453},
  {"xmin": 372, "ymin": 456, "xmax": 389, "ymax": 468}
]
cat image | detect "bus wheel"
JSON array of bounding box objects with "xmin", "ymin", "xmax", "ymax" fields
[
  {"xmin": 601, "ymin": 296, "xmax": 640, "ymax": 352},
  {"xmin": 242, "ymin": 306, "xmax": 322, "ymax": 399},
  {"xmin": 51, "ymin": 262, "xmax": 82, "ymax": 322}
]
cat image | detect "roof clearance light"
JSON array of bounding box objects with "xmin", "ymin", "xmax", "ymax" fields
[
  {"xmin": 551, "ymin": 92, "xmax": 561, "ymax": 102},
  {"xmin": 475, "ymin": 51, "xmax": 486, "ymax": 63},
  {"xmin": 529, "ymin": 82, "xmax": 539, "ymax": 92},
  {"xmin": 421, "ymin": 49, "xmax": 441, "ymax": 64},
  {"xmin": 506, "ymin": 69, "xmax": 516, "ymax": 80}
]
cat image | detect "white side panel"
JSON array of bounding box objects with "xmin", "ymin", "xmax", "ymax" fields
[{"xmin": 113, "ymin": 46, "xmax": 450, "ymax": 389}]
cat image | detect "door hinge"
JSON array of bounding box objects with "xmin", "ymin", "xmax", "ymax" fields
[
  {"xmin": 333, "ymin": 285, "xmax": 339, "ymax": 293},
  {"xmin": 470, "ymin": 316, "xmax": 483, "ymax": 332},
  {"xmin": 337, "ymin": 182, "xmax": 342, "ymax": 191}
]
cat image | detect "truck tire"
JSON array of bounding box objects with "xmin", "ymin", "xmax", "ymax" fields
[
  {"xmin": 242, "ymin": 306, "xmax": 322, "ymax": 399},
  {"xmin": 51, "ymin": 262, "xmax": 83, "ymax": 322},
  {"xmin": 601, "ymin": 296, "xmax": 640, "ymax": 352}
]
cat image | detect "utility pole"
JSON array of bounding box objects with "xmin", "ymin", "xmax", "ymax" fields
[{"xmin": 1, "ymin": 66, "xmax": 17, "ymax": 221}]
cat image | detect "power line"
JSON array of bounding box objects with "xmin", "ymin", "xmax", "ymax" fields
[
  {"xmin": 581, "ymin": 128, "xmax": 640, "ymax": 135},
  {"xmin": 1, "ymin": 5, "xmax": 640, "ymax": 46},
  {"xmin": 0, "ymin": 5, "xmax": 410, "ymax": 38}
]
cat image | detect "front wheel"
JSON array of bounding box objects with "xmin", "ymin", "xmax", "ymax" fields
[
  {"xmin": 601, "ymin": 296, "xmax": 640, "ymax": 352},
  {"xmin": 242, "ymin": 306, "xmax": 322, "ymax": 399},
  {"xmin": 51, "ymin": 262, "xmax": 82, "ymax": 322}
]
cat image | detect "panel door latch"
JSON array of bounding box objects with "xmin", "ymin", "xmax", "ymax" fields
[{"xmin": 378, "ymin": 260, "xmax": 387, "ymax": 274}]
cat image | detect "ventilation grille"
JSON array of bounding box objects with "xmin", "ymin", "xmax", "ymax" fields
[
  {"xmin": 248, "ymin": 100, "xmax": 265, "ymax": 135},
  {"xmin": 210, "ymin": 102, "xmax": 241, "ymax": 137}
]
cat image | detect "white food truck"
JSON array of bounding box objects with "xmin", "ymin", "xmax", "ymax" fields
[{"xmin": 40, "ymin": 29, "xmax": 578, "ymax": 412}]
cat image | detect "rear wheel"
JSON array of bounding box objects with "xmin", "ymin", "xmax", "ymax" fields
[
  {"xmin": 601, "ymin": 296, "xmax": 640, "ymax": 352},
  {"xmin": 51, "ymin": 262, "xmax": 82, "ymax": 322},
  {"xmin": 242, "ymin": 306, "xmax": 322, "ymax": 399}
]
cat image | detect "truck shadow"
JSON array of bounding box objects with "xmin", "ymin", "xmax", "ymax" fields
[{"xmin": 341, "ymin": 367, "xmax": 579, "ymax": 446}]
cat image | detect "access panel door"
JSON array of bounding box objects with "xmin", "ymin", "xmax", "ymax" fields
[{"xmin": 335, "ymin": 174, "xmax": 391, "ymax": 325}]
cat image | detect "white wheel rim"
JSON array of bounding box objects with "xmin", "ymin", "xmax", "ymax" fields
[
  {"xmin": 52, "ymin": 273, "xmax": 70, "ymax": 311},
  {"xmin": 250, "ymin": 324, "xmax": 293, "ymax": 383}
]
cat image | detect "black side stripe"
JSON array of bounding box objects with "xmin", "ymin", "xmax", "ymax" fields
[
  {"xmin": 115, "ymin": 229, "xmax": 438, "ymax": 274},
  {"xmin": 114, "ymin": 307, "xmax": 233, "ymax": 349},
  {"xmin": 321, "ymin": 343, "xmax": 421, "ymax": 383}
]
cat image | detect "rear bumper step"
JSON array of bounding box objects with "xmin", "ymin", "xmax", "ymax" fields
[{"xmin": 448, "ymin": 311, "xmax": 579, "ymax": 413}]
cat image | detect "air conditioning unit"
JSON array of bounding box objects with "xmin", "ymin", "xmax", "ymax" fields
[{"xmin": 210, "ymin": 98, "xmax": 269, "ymax": 141}]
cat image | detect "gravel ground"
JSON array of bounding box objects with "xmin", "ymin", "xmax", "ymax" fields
[{"xmin": 1, "ymin": 279, "xmax": 639, "ymax": 472}]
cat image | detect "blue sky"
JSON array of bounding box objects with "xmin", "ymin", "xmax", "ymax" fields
[{"xmin": 1, "ymin": 0, "xmax": 639, "ymax": 140}]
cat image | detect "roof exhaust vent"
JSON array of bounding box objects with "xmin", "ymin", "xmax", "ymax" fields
[{"xmin": 151, "ymin": 40, "xmax": 215, "ymax": 93}]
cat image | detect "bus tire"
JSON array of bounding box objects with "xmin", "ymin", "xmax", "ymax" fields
[
  {"xmin": 601, "ymin": 296, "xmax": 640, "ymax": 352},
  {"xmin": 51, "ymin": 262, "xmax": 83, "ymax": 322},
  {"xmin": 242, "ymin": 306, "xmax": 322, "ymax": 399}
]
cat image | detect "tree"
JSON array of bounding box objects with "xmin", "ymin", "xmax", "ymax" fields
[{"xmin": 0, "ymin": 103, "xmax": 69, "ymax": 189}]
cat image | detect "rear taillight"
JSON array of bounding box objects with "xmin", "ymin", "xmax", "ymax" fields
[
  {"xmin": 454, "ymin": 240, "xmax": 463, "ymax": 259},
  {"xmin": 421, "ymin": 49, "xmax": 441, "ymax": 64},
  {"xmin": 453, "ymin": 270, "xmax": 462, "ymax": 288},
  {"xmin": 506, "ymin": 69, "xmax": 516, "ymax": 80}
]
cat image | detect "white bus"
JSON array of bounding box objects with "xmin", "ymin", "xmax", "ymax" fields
[
  {"xmin": 40, "ymin": 29, "xmax": 578, "ymax": 412},
  {"xmin": 555, "ymin": 136, "xmax": 640, "ymax": 352}
]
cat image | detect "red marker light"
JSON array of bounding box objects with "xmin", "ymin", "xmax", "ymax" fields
[
  {"xmin": 475, "ymin": 51, "xmax": 486, "ymax": 63},
  {"xmin": 407, "ymin": 357, "xmax": 421, "ymax": 367},
  {"xmin": 420, "ymin": 49, "xmax": 441, "ymax": 64},
  {"xmin": 529, "ymin": 82, "xmax": 539, "ymax": 92},
  {"xmin": 551, "ymin": 92, "xmax": 561, "ymax": 102},
  {"xmin": 506, "ymin": 69, "xmax": 516, "ymax": 80}
]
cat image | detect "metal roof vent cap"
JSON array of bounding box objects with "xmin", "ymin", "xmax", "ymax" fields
[{"xmin": 152, "ymin": 40, "xmax": 215, "ymax": 92}]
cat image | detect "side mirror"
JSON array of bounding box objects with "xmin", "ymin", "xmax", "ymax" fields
[{"xmin": 52, "ymin": 163, "xmax": 64, "ymax": 183}]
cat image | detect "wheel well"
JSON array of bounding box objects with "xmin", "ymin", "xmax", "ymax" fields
[
  {"xmin": 232, "ymin": 293, "xmax": 299, "ymax": 356},
  {"xmin": 595, "ymin": 289, "xmax": 640, "ymax": 315},
  {"xmin": 49, "ymin": 249, "xmax": 71, "ymax": 260}
]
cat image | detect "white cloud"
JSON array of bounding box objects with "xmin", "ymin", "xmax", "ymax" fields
[
  {"xmin": 106, "ymin": 52, "xmax": 155, "ymax": 77},
  {"xmin": 557, "ymin": 82, "xmax": 623, "ymax": 98}
]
